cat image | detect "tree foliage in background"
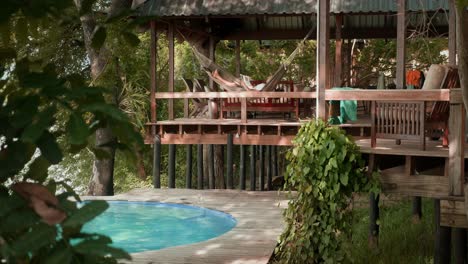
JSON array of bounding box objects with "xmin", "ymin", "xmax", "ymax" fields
[
  {"xmin": 0, "ymin": 0, "xmax": 143, "ymax": 262},
  {"xmin": 275, "ymin": 121, "xmax": 379, "ymax": 263}
]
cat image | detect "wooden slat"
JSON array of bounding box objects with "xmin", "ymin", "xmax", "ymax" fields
[{"xmin": 448, "ymin": 102, "xmax": 465, "ymax": 195}]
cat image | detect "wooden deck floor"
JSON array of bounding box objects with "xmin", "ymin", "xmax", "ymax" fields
[{"xmin": 84, "ymin": 189, "xmax": 289, "ymax": 264}]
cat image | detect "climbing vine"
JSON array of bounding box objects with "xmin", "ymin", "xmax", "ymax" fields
[{"xmin": 275, "ymin": 120, "xmax": 379, "ymax": 263}]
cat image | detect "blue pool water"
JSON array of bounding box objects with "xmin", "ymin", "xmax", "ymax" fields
[{"xmin": 82, "ymin": 201, "xmax": 237, "ymax": 253}]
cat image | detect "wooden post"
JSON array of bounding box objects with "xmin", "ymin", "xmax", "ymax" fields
[
  {"xmin": 448, "ymin": 89, "xmax": 466, "ymax": 263},
  {"xmin": 240, "ymin": 145, "xmax": 246, "ymax": 190},
  {"xmin": 406, "ymin": 156, "xmax": 422, "ymax": 222},
  {"xmin": 150, "ymin": 21, "xmax": 158, "ymax": 134},
  {"xmin": 168, "ymin": 22, "xmax": 175, "ymax": 120},
  {"xmin": 226, "ymin": 134, "xmax": 234, "ymax": 189},
  {"xmin": 448, "ymin": 0, "xmax": 456, "ymax": 65},
  {"xmin": 267, "ymin": 145, "xmax": 272, "ymax": 190},
  {"xmin": 259, "ymin": 145, "xmax": 264, "ymax": 191},
  {"xmin": 186, "ymin": 145, "xmax": 192, "ymax": 189},
  {"xmin": 168, "ymin": 144, "xmax": 176, "ymax": 188},
  {"xmin": 152, "ymin": 135, "xmax": 161, "ymax": 188},
  {"xmin": 367, "ymin": 154, "xmax": 379, "ymax": 247},
  {"xmin": 346, "ymin": 39, "xmax": 352, "ymax": 87},
  {"xmin": 434, "ymin": 199, "xmax": 452, "ymax": 264},
  {"xmin": 235, "ymin": 40, "xmax": 241, "ymax": 77},
  {"xmin": 209, "ymin": 144, "xmax": 215, "ymax": 189},
  {"xmin": 241, "ymin": 98, "xmax": 247, "ymax": 123},
  {"xmin": 209, "ymin": 37, "xmax": 215, "ymax": 92},
  {"xmin": 334, "ymin": 15, "xmax": 343, "ymax": 87},
  {"xmin": 316, "ymin": 0, "xmax": 330, "ymax": 119},
  {"xmin": 197, "ymin": 144, "xmax": 203, "ymax": 189},
  {"xmin": 250, "ymin": 145, "xmax": 256, "ymax": 191},
  {"xmin": 396, "ymin": 0, "xmax": 406, "ymax": 89}
]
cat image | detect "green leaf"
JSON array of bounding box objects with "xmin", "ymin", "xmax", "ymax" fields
[
  {"xmin": 91, "ymin": 26, "xmax": 106, "ymax": 50},
  {"xmin": 21, "ymin": 106, "xmax": 56, "ymax": 143},
  {"xmin": 24, "ymin": 156, "xmax": 50, "ymax": 183},
  {"xmin": 82, "ymin": 103, "xmax": 128, "ymax": 121},
  {"xmin": 340, "ymin": 172, "xmax": 348, "ymax": 186},
  {"xmin": 74, "ymin": 239, "xmax": 131, "ymax": 260},
  {"xmin": 67, "ymin": 113, "xmax": 90, "ymax": 145},
  {"xmin": 37, "ymin": 131, "xmax": 63, "ymax": 164},
  {"xmin": 10, "ymin": 223, "xmax": 56, "ymax": 255},
  {"xmin": 122, "ymin": 32, "xmax": 140, "ymax": 47},
  {"xmin": 44, "ymin": 245, "xmax": 73, "ymax": 264},
  {"xmin": 63, "ymin": 200, "xmax": 108, "ymax": 228}
]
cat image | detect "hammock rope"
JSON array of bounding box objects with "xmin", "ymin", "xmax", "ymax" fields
[{"xmin": 177, "ymin": 26, "xmax": 315, "ymax": 92}]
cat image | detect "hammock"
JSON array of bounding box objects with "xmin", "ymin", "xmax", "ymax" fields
[{"xmin": 186, "ymin": 27, "xmax": 315, "ymax": 92}]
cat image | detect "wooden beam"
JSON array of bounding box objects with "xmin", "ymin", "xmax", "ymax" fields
[
  {"xmin": 168, "ymin": 22, "xmax": 175, "ymax": 120},
  {"xmin": 334, "ymin": 15, "xmax": 343, "ymax": 87},
  {"xmin": 316, "ymin": 0, "xmax": 330, "ymax": 120},
  {"xmin": 441, "ymin": 201, "xmax": 468, "ymax": 228},
  {"xmin": 396, "ymin": 0, "xmax": 406, "ymax": 89},
  {"xmin": 448, "ymin": 0, "xmax": 457, "ymax": 65},
  {"xmin": 155, "ymin": 91, "xmax": 317, "ymax": 99},
  {"xmin": 380, "ymin": 165, "xmax": 450, "ymax": 198},
  {"xmin": 150, "ymin": 21, "xmax": 158, "ymax": 133}
]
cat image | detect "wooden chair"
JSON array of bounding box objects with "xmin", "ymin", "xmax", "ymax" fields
[{"xmin": 370, "ymin": 66, "xmax": 460, "ymax": 150}]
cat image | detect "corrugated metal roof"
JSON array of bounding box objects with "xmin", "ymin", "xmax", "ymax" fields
[{"xmin": 138, "ymin": 0, "xmax": 449, "ymax": 17}]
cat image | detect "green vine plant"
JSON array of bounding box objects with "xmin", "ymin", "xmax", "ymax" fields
[{"xmin": 275, "ymin": 120, "xmax": 379, "ymax": 263}]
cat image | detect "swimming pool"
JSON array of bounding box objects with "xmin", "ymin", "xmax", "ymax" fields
[{"xmin": 82, "ymin": 201, "xmax": 237, "ymax": 253}]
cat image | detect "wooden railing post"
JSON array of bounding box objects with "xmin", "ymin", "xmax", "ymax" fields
[{"xmin": 448, "ymin": 88, "xmax": 466, "ymax": 263}]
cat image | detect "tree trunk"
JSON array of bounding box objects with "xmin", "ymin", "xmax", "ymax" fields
[{"xmin": 74, "ymin": 0, "xmax": 131, "ymax": 196}]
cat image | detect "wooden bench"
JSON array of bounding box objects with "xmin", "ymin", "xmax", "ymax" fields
[{"xmin": 220, "ymin": 80, "xmax": 299, "ymax": 118}]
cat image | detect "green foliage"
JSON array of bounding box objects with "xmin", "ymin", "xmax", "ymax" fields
[
  {"xmin": 275, "ymin": 120, "xmax": 378, "ymax": 263},
  {"xmin": 0, "ymin": 0, "xmax": 143, "ymax": 262}
]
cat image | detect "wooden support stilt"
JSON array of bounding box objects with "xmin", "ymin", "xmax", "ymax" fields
[
  {"xmin": 168, "ymin": 144, "xmax": 176, "ymax": 188},
  {"xmin": 434, "ymin": 199, "xmax": 452, "ymax": 264},
  {"xmin": 267, "ymin": 145, "xmax": 272, "ymax": 190},
  {"xmin": 250, "ymin": 145, "xmax": 256, "ymax": 191},
  {"xmin": 226, "ymin": 134, "xmax": 233, "ymax": 189},
  {"xmin": 406, "ymin": 156, "xmax": 422, "ymax": 222},
  {"xmin": 259, "ymin": 145, "xmax": 264, "ymax": 191},
  {"xmin": 272, "ymin": 146, "xmax": 278, "ymax": 177},
  {"xmin": 240, "ymin": 145, "xmax": 246, "ymax": 190},
  {"xmin": 368, "ymin": 154, "xmax": 379, "ymax": 247},
  {"xmin": 209, "ymin": 144, "xmax": 215, "ymax": 189},
  {"xmin": 334, "ymin": 14, "xmax": 343, "ymax": 87},
  {"xmin": 186, "ymin": 145, "xmax": 192, "ymax": 189},
  {"xmin": 197, "ymin": 144, "xmax": 203, "ymax": 189},
  {"xmin": 152, "ymin": 135, "xmax": 161, "ymax": 188},
  {"xmin": 168, "ymin": 22, "xmax": 175, "ymax": 120},
  {"xmin": 454, "ymin": 228, "xmax": 467, "ymax": 264}
]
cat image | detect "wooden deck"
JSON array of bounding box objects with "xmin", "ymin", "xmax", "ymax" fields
[{"xmin": 85, "ymin": 189, "xmax": 289, "ymax": 264}]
